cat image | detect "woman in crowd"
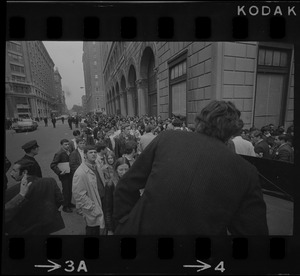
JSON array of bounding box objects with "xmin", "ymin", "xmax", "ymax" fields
[{"xmin": 103, "ymin": 157, "xmax": 130, "ymax": 235}]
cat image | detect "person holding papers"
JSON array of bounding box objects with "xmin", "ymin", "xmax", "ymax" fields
[{"xmin": 50, "ymin": 139, "xmax": 73, "ymax": 213}]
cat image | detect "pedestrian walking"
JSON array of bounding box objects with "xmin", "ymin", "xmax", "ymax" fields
[
  {"xmin": 72, "ymin": 145, "xmax": 107, "ymax": 235},
  {"xmin": 44, "ymin": 117, "xmax": 48, "ymax": 127},
  {"xmin": 62, "ymin": 117, "xmax": 65, "ymax": 124},
  {"xmin": 69, "ymin": 130, "xmax": 82, "ymax": 152},
  {"xmin": 113, "ymin": 100, "xmax": 269, "ymax": 235},
  {"xmin": 50, "ymin": 139, "xmax": 74, "ymax": 213},
  {"xmin": 68, "ymin": 116, "xmax": 73, "ymax": 130},
  {"xmin": 52, "ymin": 117, "xmax": 56, "ymax": 128},
  {"xmin": 75, "ymin": 116, "xmax": 79, "ymax": 128},
  {"xmin": 5, "ymin": 159, "xmax": 65, "ymax": 235},
  {"xmin": 20, "ymin": 140, "xmax": 42, "ymax": 178}
]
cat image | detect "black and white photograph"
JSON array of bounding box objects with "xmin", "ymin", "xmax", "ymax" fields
[{"xmin": 4, "ymin": 41, "xmax": 294, "ymax": 236}]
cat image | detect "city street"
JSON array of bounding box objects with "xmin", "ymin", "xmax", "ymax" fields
[
  {"xmin": 5, "ymin": 120, "xmax": 293, "ymax": 235},
  {"xmin": 5, "ymin": 119, "xmax": 85, "ymax": 235}
]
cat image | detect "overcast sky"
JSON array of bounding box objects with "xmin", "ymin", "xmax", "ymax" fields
[{"xmin": 43, "ymin": 41, "xmax": 85, "ymax": 110}]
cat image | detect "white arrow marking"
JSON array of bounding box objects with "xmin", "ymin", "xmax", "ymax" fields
[
  {"xmin": 35, "ymin": 259, "xmax": 61, "ymax": 272},
  {"xmin": 183, "ymin": 260, "xmax": 211, "ymax": 272}
]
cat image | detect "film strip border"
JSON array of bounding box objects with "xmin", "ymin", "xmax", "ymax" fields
[
  {"xmin": 4, "ymin": 1, "xmax": 300, "ymax": 274},
  {"xmin": 6, "ymin": 2, "xmax": 299, "ymax": 41},
  {"xmin": 2, "ymin": 236, "xmax": 295, "ymax": 274}
]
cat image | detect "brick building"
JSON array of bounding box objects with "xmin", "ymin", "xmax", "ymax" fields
[
  {"xmin": 5, "ymin": 41, "xmax": 57, "ymax": 119},
  {"xmin": 103, "ymin": 41, "xmax": 294, "ymax": 129},
  {"xmin": 82, "ymin": 42, "xmax": 107, "ymax": 114}
]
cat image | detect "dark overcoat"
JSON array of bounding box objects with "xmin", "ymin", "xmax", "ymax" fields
[
  {"xmin": 5, "ymin": 176, "xmax": 65, "ymax": 235},
  {"xmin": 113, "ymin": 131, "xmax": 269, "ymax": 235},
  {"xmin": 50, "ymin": 149, "xmax": 70, "ymax": 181},
  {"xmin": 20, "ymin": 154, "xmax": 42, "ymax": 178}
]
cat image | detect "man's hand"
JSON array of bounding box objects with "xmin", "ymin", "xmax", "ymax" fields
[{"xmin": 19, "ymin": 172, "xmax": 32, "ymax": 197}]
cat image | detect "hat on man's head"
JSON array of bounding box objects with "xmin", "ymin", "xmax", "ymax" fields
[{"xmin": 22, "ymin": 140, "xmax": 39, "ymax": 151}]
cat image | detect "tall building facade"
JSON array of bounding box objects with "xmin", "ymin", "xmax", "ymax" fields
[
  {"xmin": 5, "ymin": 41, "xmax": 57, "ymax": 119},
  {"xmin": 82, "ymin": 42, "xmax": 107, "ymax": 114},
  {"xmin": 103, "ymin": 42, "xmax": 294, "ymax": 130},
  {"xmin": 53, "ymin": 68, "xmax": 66, "ymax": 115}
]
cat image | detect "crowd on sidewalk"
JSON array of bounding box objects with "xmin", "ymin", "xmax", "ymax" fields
[{"xmin": 4, "ymin": 101, "xmax": 294, "ymax": 236}]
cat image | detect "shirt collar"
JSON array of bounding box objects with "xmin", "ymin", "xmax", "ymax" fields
[{"xmin": 85, "ymin": 160, "xmax": 97, "ymax": 170}]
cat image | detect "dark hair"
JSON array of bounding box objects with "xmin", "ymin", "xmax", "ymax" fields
[
  {"xmin": 114, "ymin": 157, "xmax": 130, "ymax": 171},
  {"xmin": 261, "ymin": 126, "xmax": 271, "ymax": 133},
  {"xmin": 194, "ymin": 100, "xmax": 241, "ymax": 142},
  {"xmin": 14, "ymin": 159, "xmax": 37, "ymax": 176},
  {"xmin": 75, "ymin": 137, "xmax": 85, "ymax": 144},
  {"xmin": 84, "ymin": 145, "xmax": 97, "ymax": 154},
  {"xmin": 73, "ymin": 130, "xmax": 81, "ymax": 136},
  {"xmin": 172, "ymin": 118, "xmax": 183, "ymax": 127},
  {"xmin": 250, "ymin": 130, "xmax": 263, "ymax": 139},
  {"xmin": 278, "ymin": 134, "xmax": 289, "ymax": 142},
  {"xmin": 60, "ymin": 139, "xmax": 69, "ymax": 145},
  {"xmin": 145, "ymin": 124, "xmax": 154, "ymax": 133},
  {"xmin": 96, "ymin": 142, "xmax": 107, "ymax": 152},
  {"xmin": 232, "ymin": 119, "xmax": 244, "ymax": 136},
  {"xmin": 121, "ymin": 123, "xmax": 130, "ymax": 130},
  {"xmin": 124, "ymin": 140, "xmax": 137, "ymax": 154}
]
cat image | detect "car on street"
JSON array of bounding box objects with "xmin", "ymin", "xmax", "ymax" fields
[{"xmin": 12, "ymin": 118, "xmax": 38, "ymax": 133}]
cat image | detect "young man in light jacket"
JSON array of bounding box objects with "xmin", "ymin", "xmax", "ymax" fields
[{"xmin": 72, "ymin": 145, "xmax": 107, "ymax": 235}]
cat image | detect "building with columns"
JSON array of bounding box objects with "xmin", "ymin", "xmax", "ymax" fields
[
  {"xmin": 82, "ymin": 42, "xmax": 107, "ymax": 114},
  {"xmin": 5, "ymin": 41, "xmax": 57, "ymax": 119},
  {"xmin": 103, "ymin": 42, "xmax": 294, "ymax": 130}
]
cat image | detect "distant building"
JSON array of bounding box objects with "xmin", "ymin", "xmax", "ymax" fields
[
  {"xmin": 5, "ymin": 41, "xmax": 57, "ymax": 119},
  {"xmin": 81, "ymin": 95, "xmax": 87, "ymax": 114},
  {"xmin": 82, "ymin": 42, "xmax": 107, "ymax": 114},
  {"xmin": 53, "ymin": 68, "xmax": 65, "ymax": 115},
  {"xmin": 102, "ymin": 42, "xmax": 294, "ymax": 129}
]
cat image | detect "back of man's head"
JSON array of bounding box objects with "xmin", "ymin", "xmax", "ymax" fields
[
  {"xmin": 145, "ymin": 125, "xmax": 154, "ymax": 133},
  {"xmin": 73, "ymin": 130, "xmax": 81, "ymax": 137},
  {"xmin": 172, "ymin": 118, "xmax": 183, "ymax": 127},
  {"xmin": 194, "ymin": 100, "xmax": 241, "ymax": 143},
  {"xmin": 96, "ymin": 142, "xmax": 107, "ymax": 152},
  {"xmin": 124, "ymin": 140, "xmax": 137, "ymax": 154},
  {"xmin": 14, "ymin": 159, "xmax": 37, "ymax": 176}
]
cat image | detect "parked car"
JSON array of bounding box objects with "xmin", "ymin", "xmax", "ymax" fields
[{"xmin": 12, "ymin": 119, "xmax": 38, "ymax": 133}]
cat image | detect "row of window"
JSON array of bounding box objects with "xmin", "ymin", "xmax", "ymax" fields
[
  {"xmin": 7, "ymin": 42, "xmax": 22, "ymax": 53},
  {"xmin": 12, "ymin": 75, "xmax": 26, "ymax": 82},
  {"xmin": 10, "ymin": 64, "xmax": 25, "ymax": 74},
  {"xmin": 12, "ymin": 85, "xmax": 29, "ymax": 94},
  {"xmin": 258, "ymin": 48, "xmax": 288, "ymax": 67},
  {"xmin": 15, "ymin": 97, "xmax": 28, "ymax": 105},
  {"xmin": 8, "ymin": 52, "xmax": 24, "ymax": 63}
]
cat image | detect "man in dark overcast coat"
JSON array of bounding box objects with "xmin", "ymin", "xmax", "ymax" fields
[
  {"xmin": 20, "ymin": 140, "xmax": 42, "ymax": 178},
  {"xmin": 113, "ymin": 101, "xmax": 269, "ymax": 235}
]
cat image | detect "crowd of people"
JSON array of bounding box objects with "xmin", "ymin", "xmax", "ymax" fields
[{"xmin": 4, "ymin": 101, "xmax": 294, "ymax": 235}]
